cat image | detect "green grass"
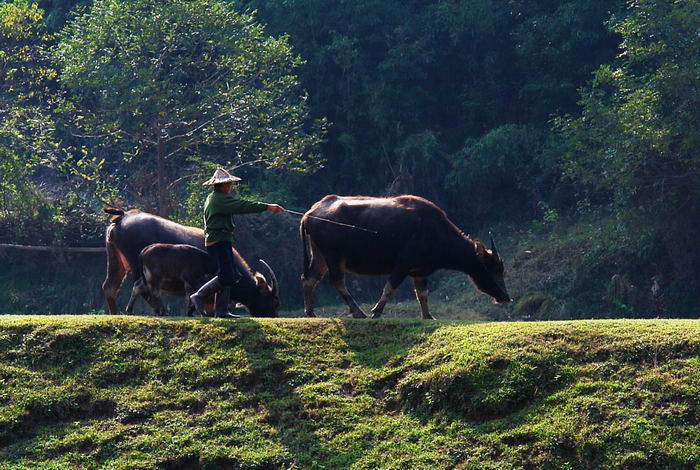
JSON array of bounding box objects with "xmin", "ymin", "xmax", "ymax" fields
[
  {"xmin": 1, "ymin": 316, "xmax": 700, "ymax": 469},
  {"xmin": 279, "ymin": 298, "xmax": 490, "ymax": 322}
]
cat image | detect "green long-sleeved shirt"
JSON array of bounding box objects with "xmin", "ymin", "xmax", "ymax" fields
[{"xmin": 203, "ymin": 191, "xmax": 268, "ymax": 246}]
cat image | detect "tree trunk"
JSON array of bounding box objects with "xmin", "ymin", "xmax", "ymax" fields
[{"xmin": 157, "ymin": 134, "xmax": 169, "ymax": 217}]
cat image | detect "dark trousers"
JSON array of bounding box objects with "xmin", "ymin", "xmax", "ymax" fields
[{"xmin": 207, "ymin": 241, "xmax": 237, "ymax": 288}]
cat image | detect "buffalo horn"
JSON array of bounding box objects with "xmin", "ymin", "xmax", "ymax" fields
[
  {"xmin": 489, "ymin": 232, "xmax": 501, "ymax": 261},
  {"xmin": 259, "ymin": 259, "xmax": 279, "ymax": 296}
]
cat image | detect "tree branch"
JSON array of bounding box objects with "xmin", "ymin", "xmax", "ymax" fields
[{"xmin": 165, "ymin": 112, "xmax": 229, "ymax": 143}]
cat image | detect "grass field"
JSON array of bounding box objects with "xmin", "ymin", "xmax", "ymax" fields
[{"xmin": 1, "ymin": 316, "xmax": 699, "ymax": 469}]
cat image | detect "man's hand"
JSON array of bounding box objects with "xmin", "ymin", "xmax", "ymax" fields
[{"xmin": 267, "ymin": 204, "xmax": 285, "ymax": 213}]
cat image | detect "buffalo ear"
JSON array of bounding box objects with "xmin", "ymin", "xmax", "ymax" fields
[{"xmin": 254, "ymin": 273, "xmax": 269, "ymax": 293}]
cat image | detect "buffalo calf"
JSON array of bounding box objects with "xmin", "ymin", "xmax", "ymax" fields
[
  {"xmin": 126, "ymin": 243, "xmax": 217, "ymax": 316},
  {"xmin": 126, "ymin": 242, "xmax": 281, "ymax": 317}
]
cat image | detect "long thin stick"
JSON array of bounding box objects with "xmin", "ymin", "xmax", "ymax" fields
[{"xmin": 284, "ymin": 209, "xmax": 378, "ymax": 234}]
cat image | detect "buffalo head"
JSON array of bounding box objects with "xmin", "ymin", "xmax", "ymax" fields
[
  {"xmin": 470, "ymin": 235, "xmax": 512, "ymax": 303},
  {"xmin": 246, "ymin": 259, "xmax": 280, "ymax": 317}
]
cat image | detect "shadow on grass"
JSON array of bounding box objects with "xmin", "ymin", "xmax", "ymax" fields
[
  {"xmin": 333, "ymin": 317, "xmax": 444, "ymax": 369},
  {"xmin": 0, "ymin": 323, "xmax": 119, "ymax": 452},
  {"xmin": 224, "ymin": 318, "xmax": 348, "ymax": 469}
]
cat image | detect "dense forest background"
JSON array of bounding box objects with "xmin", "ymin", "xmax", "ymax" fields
[{"xmin": 1, "ymin": 0, "xmax": 698, "ymax": 318}]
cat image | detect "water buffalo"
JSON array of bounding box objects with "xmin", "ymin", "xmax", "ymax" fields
[
  {"xmin": 102, "ymin": 208, "xmax": 279, "ymax": 317},
  {"xmin": 300, "ymin": 195, "xmax": 512, "ymax": 319},
  {"xmin": 125, "ymin": 243, "xmax": 216, "ymax": 316},
  {"xmin": 125, "ymin": 243, "xmax": 279, "ymax": 317}
]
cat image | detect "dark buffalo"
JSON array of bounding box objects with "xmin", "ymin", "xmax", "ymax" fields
[
  {"xmin": 102, "ymin": 209, "xmax": 279, "ymax": 317},
  {"xmin": 126, "ymin": 243, "xmax": 216, "ymax": 316},
  {"xmin": 300, "ymin": 195, "xmax": 512, "ymax": 319},
  {"xmin": 125, "ymin": 243, "xmax": 280, "ymax": 317}
]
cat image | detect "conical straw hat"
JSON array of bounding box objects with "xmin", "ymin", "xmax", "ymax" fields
[{"xmin": 202, "ymin": 168, "xmax": 242, "ymax": 186}]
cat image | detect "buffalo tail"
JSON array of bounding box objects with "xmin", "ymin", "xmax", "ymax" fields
[
  {"xmin": 300, "ymin": 218, "xmax": 311, "ymax": 278},
  {"xmin": 104, "ymin": 207, "xmax": 125, "ymax": 223},
  {"xmin": 103, "ymin": 207, "xmax": 125, "ymax": 216}
]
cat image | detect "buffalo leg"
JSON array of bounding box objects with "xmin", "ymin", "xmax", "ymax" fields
[
  {"xmin": 371, "ymin": 271, "xmax": 408, "ymax": 319},
  {"xmin": 141, "ymin": 268, "xmax": 166, "ymax": 316},
  {"xmin": 145, "ymin": 285, "xmax": 166, "ymax": 316},
  {"xmin": 413, "ymin": 277, "xmax": 433, "ymax": 320},
  {"xmin": 328, "ymin": 264, "xmax": 366, "ymax": 319},
  {"xmin": 302, "ymin": 272, "xmax": 327, "ymax": 317},
  {"xmin": 184, "ymin": 281, "xmax": 196, "ymax": 317},
  {"xmin": 302, "ymin": 278, "xmax": 319, "ymax": 317},
  {"xmin": 301, "ymin": 243, "xmax": 328, "ymax": 317},
  {"xmin": 185, "ymin": 304, "xmax": 196, "ymax": 317},
  {"xmin": 125, "ymin": 277, "xmax": 149, "ymax": 314},
  {"xmin": 102, "ymin": 240, "xmax": 128, "ymax": 315}
]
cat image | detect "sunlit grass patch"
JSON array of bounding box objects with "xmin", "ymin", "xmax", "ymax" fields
[{"xmin": 1, "ymin": 317, "xmax": 700, "ymax": 468}]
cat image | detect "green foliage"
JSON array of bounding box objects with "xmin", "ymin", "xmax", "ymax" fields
[
  {"xmin": 511, "ymin": 2, "xmax": 626, "ymax": 119},
  {"xmin": 0, "ymin": 0, "xmax": 59, "ymax": 232},
  {"xmin": 0, "ymin": 0, "xmax": 53, "ymax": 92},
  {"xmin": 37, "ymin": 0, "xmax": 91, "ymax": 31},
  {"xmin": 447, "ymin": 124, "xmax": 551, "ymax": 223},
  {"xmin": 0, "ymin": 0, "xmax": 56, "ymax": 154},
  {"xmin": 557, "ymin": 0, "xmax": 700, "ymax": 311},
  {"xmin": 0, "ymin": 148, "xmax": 38, "ymax": 222},
  {"xmin": 243, "ymin": 0, "xmax": 624, "ymax": 211},
  {"xmin": 530, "ymin": 201, "xmax": 560, "ymax": 231},
  {"xmin": 559, "ymin": 0, "xmax": 700, "ymax": 209},
  {"xmin": 51, "ymin": 0, "xmax": 324, "ymax": 213},
  {"xmin": 2, "ymin": 317, "xmax": 700, "ymax": 468}
]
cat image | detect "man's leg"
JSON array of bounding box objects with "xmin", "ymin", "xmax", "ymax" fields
[
  {"xmin": 190, "ymin": 242, "xmax": 232, "ymax": 317},
  {"xmin": 212, "ymin": 242, "xmax": 238, "ymax": 318}
]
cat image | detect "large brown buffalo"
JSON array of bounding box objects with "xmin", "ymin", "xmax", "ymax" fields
[
  {"xmin": 300, "ymin": 195, "xmax": 511, "ymax": 319},
  {"xmin": 102, "ymin": 208, "xmax": 279, "ymax": 317}
]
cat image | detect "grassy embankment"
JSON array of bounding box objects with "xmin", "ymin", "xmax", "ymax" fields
[{"xmin": 1, "ymin": 316, "xmax": 699, "ymax": 469}]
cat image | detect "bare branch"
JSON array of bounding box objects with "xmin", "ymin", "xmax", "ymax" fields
[
  {"xmin": 165, "ymin": 113, "xmax": 229, "ymax": 143},
  {"xmin": 231, "ymin": 158, "xmax": 271, "ymax": 170},
  {"xmin": 69, "ymin": 130, "xmax": 117, "ymax": 139},
  {"xmin": 166, "ymin": 173, "xmax": 199, "ymax": 190}
]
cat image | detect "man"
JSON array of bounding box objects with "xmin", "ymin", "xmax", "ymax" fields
[{"xmin": 190, "ymin": 168, "xmax": 285, "ymax": 318}]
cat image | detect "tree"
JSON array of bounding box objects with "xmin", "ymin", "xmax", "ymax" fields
[
  {"xmin": 559, "ymin": 0, "xmax": 700, "ymax": 210},
  {"xmin": 53, "ymin": 0, "xmax": 323, "ymax": 215},
  {"xmin": 37, "ymin": 0, "xmax": 92, "ymax": 32},
  {"xmin": 446, "ymin": 124, "xmax": 548, "ymax": 224},
  {"xmin": 0, "ymin": 0, "xmax": 56, "ymax": 224},
  {"xmin": 242, "ymin": 0, "xmax": 624, "ymax": 220},
  {"xmin": 558, "ymin": 0, "xmax": 700, "ymax": 307}
]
